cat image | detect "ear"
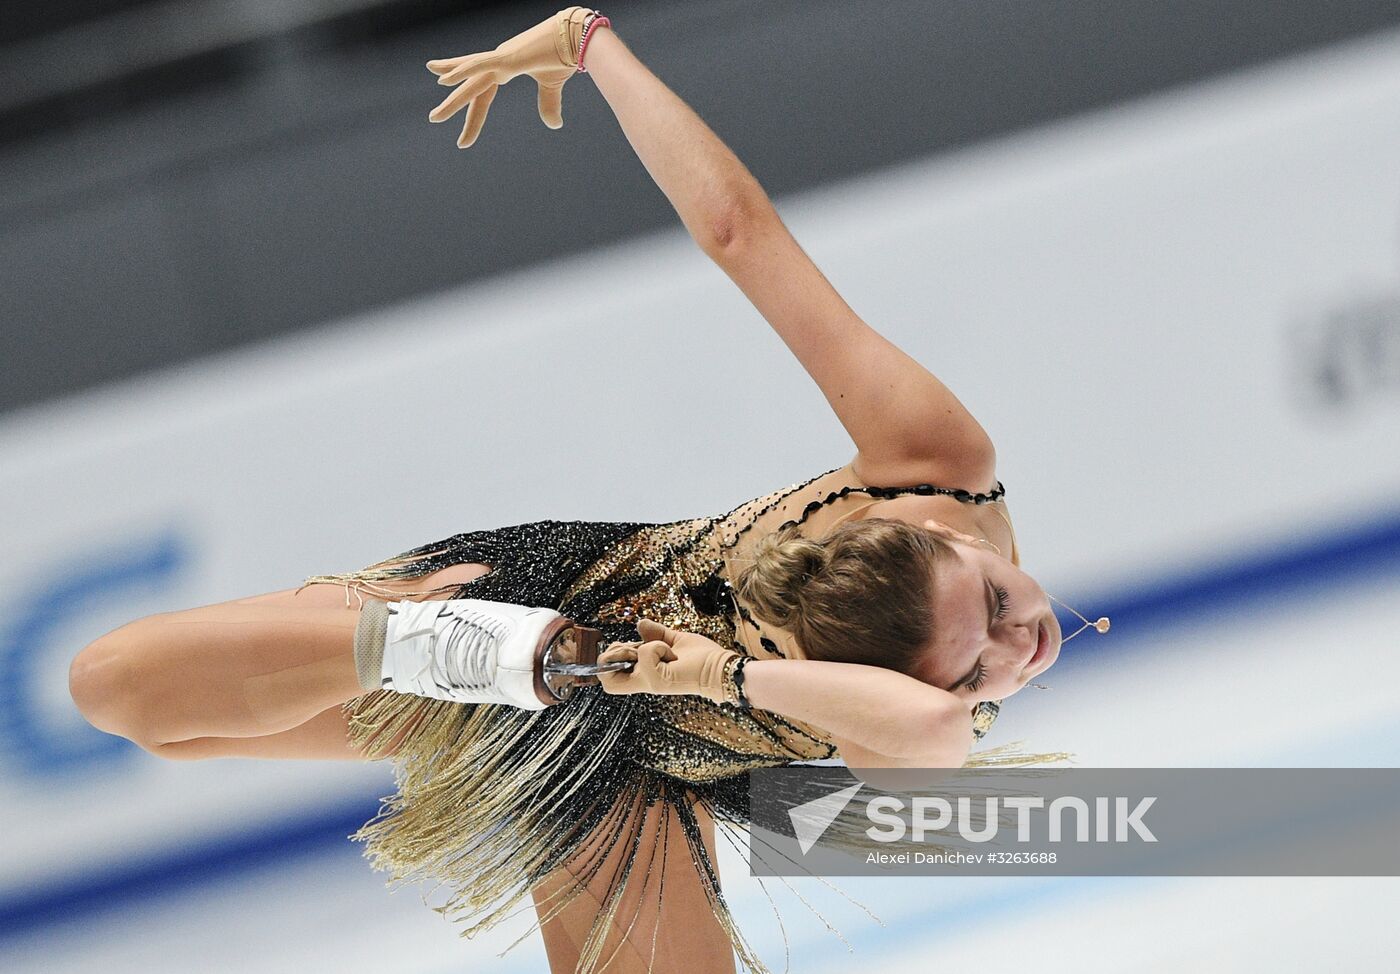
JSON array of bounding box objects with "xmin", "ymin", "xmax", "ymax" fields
[{"xmin": 922, "ymin": 519, "xmax": 980, "ymax": 547}]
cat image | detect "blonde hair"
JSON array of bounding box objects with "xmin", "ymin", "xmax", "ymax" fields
[{"xmin": 734, "ymin": 518, "xmax": 956, "ymax": 677}]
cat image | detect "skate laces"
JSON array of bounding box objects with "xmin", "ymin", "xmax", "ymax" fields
[{"xmin": 409, "ymin": 604, "xmax": 513, "ymax": 701}]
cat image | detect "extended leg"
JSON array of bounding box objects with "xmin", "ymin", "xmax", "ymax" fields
[
  {"xmin": 72, "ymin": 602, "xmax": 362, "ymax": 746},
  {"xmin": 68, "ymin": 564, "xmax": 486, "ymax": 751}
]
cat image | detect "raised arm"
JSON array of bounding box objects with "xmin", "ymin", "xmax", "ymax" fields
[
  {"xmin": 426, "ymin": 11, "xmax": 997, "ymax": 488},
  {"xmin": 583, "ymin": 24, "xmax": 998, "ymax": 489},
  {"xmin": 581, "ymin": 26, "xmax": 758, "ymax": 262}
]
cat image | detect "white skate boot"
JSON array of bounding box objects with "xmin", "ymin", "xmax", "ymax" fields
[{"xmin": 371, "ymin": 598, "xmax": 622, "ymax": 709}]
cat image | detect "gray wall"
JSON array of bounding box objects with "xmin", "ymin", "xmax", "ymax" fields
[{"xmin": 4, "ymin": 0, "xmax": 1399, "ymax": 416}]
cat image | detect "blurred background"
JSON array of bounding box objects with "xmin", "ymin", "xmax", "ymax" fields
[{"xmin": 4, "ymin": 1, "xmax": 1400, "ymax": 971}]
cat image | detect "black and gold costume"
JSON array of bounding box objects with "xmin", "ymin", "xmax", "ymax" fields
[{"xmin": 301, "ymin": 464, "xmax": 1052, "ymax": 973}]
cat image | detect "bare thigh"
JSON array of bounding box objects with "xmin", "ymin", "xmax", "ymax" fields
[{"xmin": 531, "ymin": 791, "xmax": 737, "ymax": 974}]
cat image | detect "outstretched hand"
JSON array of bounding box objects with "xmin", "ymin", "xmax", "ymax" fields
[{"xmin": 425, "ymin": 6, "xmax": 594, "ymax": 148}]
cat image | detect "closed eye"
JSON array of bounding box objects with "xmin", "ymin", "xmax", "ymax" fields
[{"xmin": 993, "ymin": 584, "xmax": 1010, "ymax": 621}]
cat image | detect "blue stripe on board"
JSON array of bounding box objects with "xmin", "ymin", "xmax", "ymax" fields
[
  {"xmin": 1046, "ymin": 502, "xmax": 1400, "ymax": 671},
  {"xmin": 0, "ymin": 796, "xmax": 381, "ymax": 940},
  {"xmin": 3, "ymin": 502, "xmax": 1400, "ymax": 940}
]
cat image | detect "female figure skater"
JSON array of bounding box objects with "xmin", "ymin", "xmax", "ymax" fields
[{"xmin": 67, "ymin": 8, "xmax": 1104, "ymax": 974}]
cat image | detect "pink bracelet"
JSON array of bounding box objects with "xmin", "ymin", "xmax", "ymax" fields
[{"xmin": 576, "ymin": 12, "xmax": 610, "ymax": 72}]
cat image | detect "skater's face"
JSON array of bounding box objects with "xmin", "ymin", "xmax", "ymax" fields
[{"xmin": 914, "ymin": 534, "xmax": 1061, "ymax": 704}]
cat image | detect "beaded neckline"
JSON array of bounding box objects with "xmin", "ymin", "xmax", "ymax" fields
[{"xmin": 715, "ymin": 468, "xmax": 1006, "ymax": 554}]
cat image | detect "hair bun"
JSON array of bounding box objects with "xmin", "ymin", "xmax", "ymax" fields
[
  {"xmin": 727, "ymin": 517, "xmax": 958, "ymax": 680},
  {"xmin": 734, "ymin": 524, "xmax": 828, "ymax": 628}
]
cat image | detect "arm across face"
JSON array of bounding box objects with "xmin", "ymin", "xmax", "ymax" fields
[{"xmin": 598, "ymin": 620, "xmax": 975, "ymax": 770}]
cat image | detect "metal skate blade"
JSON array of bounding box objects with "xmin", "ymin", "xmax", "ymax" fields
[{"xmin": 544, "ymin": 660, "xmax": 635, "ymax": 676}]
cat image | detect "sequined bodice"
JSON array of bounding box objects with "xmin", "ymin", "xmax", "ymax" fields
[{"xmin": 553, "ymin": 463, "xmax": 1008, "ymax": 780}]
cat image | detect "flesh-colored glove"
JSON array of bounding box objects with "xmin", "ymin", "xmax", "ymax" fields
[
  {"xmin": 597, "ymin": 619, "xmax": 739, "ymax": 704},
  {"xmin": 425, "ymin": 6, "xmax": 597, "ymax": 147}
]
